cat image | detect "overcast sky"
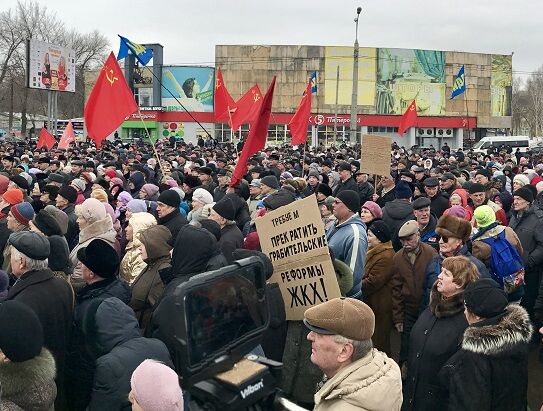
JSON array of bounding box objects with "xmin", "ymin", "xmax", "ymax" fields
[{"xmin": 6, "ymin": 0, "xmax": 542, "ymax": 81}]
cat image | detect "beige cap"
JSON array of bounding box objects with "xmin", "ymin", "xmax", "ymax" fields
[{"xmin": 398, "ymin": 220, "xmax": 419, "ymax": 238}]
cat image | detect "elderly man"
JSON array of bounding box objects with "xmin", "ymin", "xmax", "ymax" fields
[
  {"xmin": 209, "ymin": 195, "xmax": 244, "ymax": 264},
  {"xmin": 468, "ymin": 182, "xmax": 508, "ymax": 226},
  {"xmin": 412, "ymin": 197, "xmax": 438, "ymax": 251},
  {"xmin": 213, "ymin": 168, "xmax": 231, "ymax": 202},
  {"xmin": 1, "ymin": 202, "xmax": 35, "ymax": 272},
  {"xmin": 423, "ymin": 177, "xmax": 449, "ymax": 218},
  {"xmin": 156, "ymin": 190, "xmax": 188, "ymax": 245},
  {"xmin": 333, "ymin": 162, "xmax": 358, "ymax": 197},
  {"xmin": 374, "ymin": 174, "xmax": 396, "ymax": 208},
  {"xmin": 326, "ymin": 190, "xmax": 367, "ymax": 299},
  {"xmin": 439, "ymin": 172, "xmax": 458, "ymax": 196},
  {"xmin": 355, "ymin": 171, "xmax": 374, "ymax": 205},
  {"xmin": 304, "ymin": 297, "xmax": 402, "ymax": 411}
]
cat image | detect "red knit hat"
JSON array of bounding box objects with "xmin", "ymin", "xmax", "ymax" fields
[
  {"xmin": 2, "ymin": 189, "xmax": 23, "ymax": 206},
  {"xmin": 105, "ymin": 170, "xmax": 117, "ymax": 179}
]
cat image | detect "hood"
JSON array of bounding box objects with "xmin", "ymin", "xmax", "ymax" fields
[
  {"xmin": 78, "ymin": 216, "xmax": 116, "ymax": 244},
  {"xmin": 384, "ymin": 199, "xmax": 413, "ymax": 220},
  {"xmin": 129, "ymin": 171, "xmax": 145, "ymax": 192},
  {"xmin": 450, "ymin": 188, "xmax": 469, "ymax": 208},
  {"xmin": 170, "ymin": 225, "xmax": 218, "ymax": 277},
  {"xmin": 462, "ymin": 304, "xmax": 533, "ymax": 356},
  {"xmin": 139, "ymin": 225, "xmax": 172, "ymax": 261},
  {"xmin": 128, "ymin": 212, "xmax": 157, "ymax": 248}
]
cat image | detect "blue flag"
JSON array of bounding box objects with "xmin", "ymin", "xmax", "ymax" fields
[
  {"xmin": 451, "ymin": 65, "xmax": 466, "ymax": 99},
  {"xmin": 117, "ymin": 35, "xmax": 153, "ymax": 66},
  {"xmin": 310, "ymin": 71, "xmax": 317, "ymax": 94}
]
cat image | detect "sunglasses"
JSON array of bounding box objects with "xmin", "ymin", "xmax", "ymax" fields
[{"xmin": 437, "ymin": 235, "xmax": 449, "ymax": 243}]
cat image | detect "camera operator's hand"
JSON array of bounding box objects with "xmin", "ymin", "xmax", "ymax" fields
[{"xmin": 395, "ymin": 323, "xmax": 404, "ymax": 333}]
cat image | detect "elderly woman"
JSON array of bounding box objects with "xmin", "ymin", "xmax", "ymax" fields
[
  {"xmin": 319, "ymin": 196, "xmax": 337, "ymax": 230},
  {"xmin": 363, "ymin": 220, "xmax": 394, "ymax": 355},
  {"xmin": 403, "ymin": 256, "xmax": 479, "ymax": 411},
  {"xmin": 139, "ymin": 183, "xmax": 160, "ymax": 202},
  {"xmin": 188, "ymin": 187, "xmax": 214, "ymax": 223},
  {"xmin": 512, "ymin": 173, "xmax": 530, "ymax": 192},
  {"xmin": 120, "ymin": 212, "xmax": 157, "ymax": 284},
  {"xmin": 360, "ymin": 200, "xmax": 382, "ymax": 226}
]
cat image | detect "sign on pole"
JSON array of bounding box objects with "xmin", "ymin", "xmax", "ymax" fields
[
  {"xmin": 359, "ymin": 134, "xmax": 392, "ymax": 176},
  {"xmin": 256, "ymin": 195, "xmax": 341, "ymax": 320}
]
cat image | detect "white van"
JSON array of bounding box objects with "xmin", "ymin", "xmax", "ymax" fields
[{"xmin": 471, "ymin": 136, "xmax": 530, "ymax": 154}]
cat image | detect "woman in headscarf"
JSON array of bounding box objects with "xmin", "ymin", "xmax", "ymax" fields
[
  {"xmin": 139, "ymin": 183, "xmax": 160, "ymax": 202},
  {"xmin": 128, "ymin": 171, "xmax": 145, "ymax": 198},
  {"xmin": 360, "ymin": 200, "xmax": 383, "ymax": 226},
  {"xmin": 120, "ymin": 212, "xmax": 157, "ymax": 284}
]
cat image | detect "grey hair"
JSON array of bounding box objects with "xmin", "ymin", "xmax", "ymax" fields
[
  {"xmin": 11, "ymin": 247, "xmax": 49, "ymax": 272},
  {"xmin": 334, "ymin": 335, "xmax": 373, "ymax": 361}
]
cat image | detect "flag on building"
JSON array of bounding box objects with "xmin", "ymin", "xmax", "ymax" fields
[
  {"xmin": 310, "ymin": 71, "xmax": 317, "ymax": 93},
  {"xmin": 117, "ymin": 35, "xmax": 153, "ymax": 66},
  {"xmin": 231, "ymin": 77, "xmax": 276, "ymax": 187},
  {"xmin": 214, "ymin": 68, "xmax": 236, "ymax": 123},
  {"xmin": 230, "ymin": 84, "xmax": 263, "ymax": 130},
  {"xmin": 37, "ymin": 128, "xmax": 56, "ymax": 150},
  {"xmin": 84, "ymin": 52, "xmax": 138, "ymax": 148},
  {"xmin": 58, "ymin": 121, "xmax": 75, "ymax": 149},
  {"xmin": 398, "ymin": 100, "xmax": 417, "ymax": 136},
  {"xmin": 451, "ymin": 65, "xmax": 466, "ymax": 99},
  {"xmin": 289, "ymin": 79, "xmax": 312, "ymax": 146}
]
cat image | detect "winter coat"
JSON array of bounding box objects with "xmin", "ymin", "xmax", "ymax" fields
[
  {"xmin": 356, "ymin": 181, "xmax": 374, "ymax": 205},
  {"xmin": 332, "ymin": 176, "xmax": 358, "ymax": 197},
  {"xmin": 382, "ymin": 199, "xmax": 414, "ymax": 251},
  {"xmin": 391, "ymin": 243, "xmax": 437, "ymax": 325},
  {"xmin": 402, "ymin": 285, "xmax": 468, "ymax": 411},
  {"xmin": 218, "ymin": 223, "xmax": 244, "ymax": 264},
  {"xmin": 119, "ymin": 213, "xmax": 156, "ymax": 283},
  {"xmin": 419, "ymin": 214, "xmax": 438, "ymax": 251},
  {"xmin": 509, "ymin": 205, "xmax": 543, "ymax": 273},
  {"xmin": 0, "ymin": 348, "xmax": 57, "ymax": 411},
  {"xmin": 376, "ymin": 186, "xmax": 396, "ymax": 208},
  {"xmin": 47, "ymin": 235, "xmax": 71, "ymax": 276},
  {"xmin": 326, "ymin": 214, "xmax": 368, "ymax": 298},
  {"xmin": 429, "ymin": 191, "xmax": 449, "ymax": 218},
  {"xmin": 471, "ymin": 199, "xmax": 508, "ymax": 227},
  {"xmin": 440, "ymin": 305, "xmax": 533, "ymax": 411},
  {"xmin": 69, "ymin": 216, "xmax": 120, "ymax": 288},
  {"xmin": 314, "ymin": 349, "xmax": 402, "ymax": 411},
  {"xmin": 363, "ymin": 241, "xmax": 395, "ymax": 355},
  {"xmin": 86, "ymin": 298, "xmax": 173, "ymax": 411},
  {"xmin": 62, "ymin": 204, "xmax": 79, "ymax": 250},
  {"xmin": 157, "ymin": 208, "xmax": 188, "ymax": 245}
]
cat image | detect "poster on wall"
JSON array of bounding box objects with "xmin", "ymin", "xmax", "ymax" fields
[
  {"xmin": 377, "ymin": 48, "xmax": 445, "ymax": 116},
  {"xmin": 161, "ymin": 66, "xmax": 214, "ymax": 112},
  {"xmin": 27, "ymin": 39, "xmax": 76, "ymax": 92},
  {"xmin": 491, "ymin": 55, "xmax": 512, "ymax": 117}
]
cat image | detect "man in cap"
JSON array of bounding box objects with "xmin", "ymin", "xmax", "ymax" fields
[
  {"xmin": 333, "ymin": 162, "xmax": 358, "ymax": 197},
  {"xmin": 326, "ymin": 190, "xmax": 367, "ymax": 299},
  {"xmin": 382, "ymin": 181, "xmax": 414, "ymax": 252},
  {"xmin": 304, "ymin": 169, "xmax": 321, "ymax": 197},
  {"xmin": 474, "ymin": 168, "xmax": 492, "ymax": 187},
  {"xmin": 468, "ymin": 182, "xmax": 508, "ymax": 226},
  {"xmin": 46, "ymin": 172, "xmax": 65, "ymax": 187},
  {"xmin": 391, "ymin": 221, "xmax": 437, "ymax": 372},
  {"xmin": 412, "ymin": 197, "xmax": 438, "ymax": 251},
  {"xmin": 247, "ymin": 179, "xmax": 263, "ymax": 217},
  {"xmin": 156, "ymin": 190, "xmax": 188, "ymax": 245},
  {"xmin": 213, "ymin": 169, "xmax": 232, "ymax": 202},
  {"xmin": 355, "ymin": 171, "xmax": 374, "ymax": 205},
  {"xmin": 259, "ymin": 175, "xmax": 280, "ymax": 198},
  {"xmin": 69, "ymin": 159, "xmax": 84, "ymax": 180},
  {"xmin": 304, "ymin": 297, "xmax": 402, "ymax": 411},
  {"xmin": 56, "ymin": 185, "xmax": 79, "ymax": 250},
  {"xmin": 423, "ymin": 177, "xmax": 449, "ymax": 218},
  {"xmin": 209, "ymin": 195, "xmax": 244, "ymax": 264},
  {"xmin": 373, "ymin": 174, "xmax": 396, "ymax": 208},
  {"xmin": 439, "ymin": 172, "xmax": 458, "ymax": 197},
  {"xmin": 197, "ymin": 166, "xmax": 217, "ymax": 195},
  {"xmin": 267, "ymin": 153, "xmax": 281, "ymax": 179}
]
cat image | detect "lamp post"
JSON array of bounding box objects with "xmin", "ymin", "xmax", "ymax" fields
[{"xmin": 349, "ymin": 6, "xmax": 362, "ymax": 143}]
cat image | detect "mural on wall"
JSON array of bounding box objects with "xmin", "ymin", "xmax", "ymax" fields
[{"xmin": 491, "ymin": 55, "xmax": 512, "ymax": 117}]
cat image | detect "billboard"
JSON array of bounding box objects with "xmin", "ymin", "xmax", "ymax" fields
[
  {"xmin": 161, "ymin": 66, "xmax": 214, "ymax": 112},
  {"xmin": 324, "ymin": 46, "xmax": 376, "ymax": 106},
  {"xmin": 377, "ymin": 48, "xmax": 445, "ymax": 116},
  {"xmin": 491, "ymin": 55, "xmax": 512, "ymax": 117},
  {"xmin": 27, "ymin": 39, "xmax": 76, "ymax": 92}
]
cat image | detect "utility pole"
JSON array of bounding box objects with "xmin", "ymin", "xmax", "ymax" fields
[{"xmin": 349, "ymin": 6, "xmax": 362, "ymax": 143}]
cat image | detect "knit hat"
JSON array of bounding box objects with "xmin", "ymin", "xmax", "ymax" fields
[
  {"xmin": 0, "ymin": 300, "xmax": 43, "ymax": 362},
  {"xmin": 445, "ymin": 205, "xmax": 466, "ymax": 219},
  {"xmin": 77, "ymin": 238, "xmax": 119, "ymax": 279},
  {"xmin": 395, "ymin": 181, "xmax": 413, "ymax": 200},
  {"xmin": 362, "ymin": 201, "xmax": 383, "ymax": 219},
  {"xmin": 212, "ymin": 196, "xmax": 237, "ymax": 221},
  {"xmin": 43, "ymin": 205, "xmax": 69, "ymax": 235},
  {"xmin": 130, "ymin": 360, "xmax": 183, "ymax": 411},
  {"xmin": 513, "ymin": 174, "xmax": 530, "ymax": 187},
  {"xmin": 308, "ymin": 169, "xmax": 320, "ymax": 179},
  {"xmin": 316, "ymin": 183, "xmax": 332, "ymax": 198},
  {"xmin": 75, "ymin": 198, "xmax": 107, "ymax": 224},
  {"xmin": 436, "ymin": 214, "xmax": 472, "ymax": 241},
  {"xmin": 468, "ymin": 183, "xmax": 486, "ymax": 195},
  {"xmin": 475, "ymin": 168, "xmax": 492, "ymax": 179},
  {"xmin": 368, "ymin": 220, "xmax": 391, "ymax": 243},
  {"xmin": 474, "ymin": 205, "xmax": 496, "ymax": 228},
  {"xmin": 141, "ymin": 184, "xmax": 159, "ymax": 198},
  {"xmin": 126, "ymin": 199, "xmax": 148, "ymax": 213},
  {"xmin": 464, "ymin": 278, "xmax": 508, "ymax": 318},
  {"xmin": 157, "ymin": 189, "xmax": 181, "ymax": 208},
  {"xmin": 335, "ymin": 190, "xmax": 360, "ymax": 213},
  {"xmin": 513, "ymin": 187, "xmax": 534, "ymax": 203},
  {"xmin": 71, "ymin": 178, "xmax": 86, "ymax": 192},
  {"xmin": 192, "ymin": 188, "xmax": 213, "ymax": 205},
  {"xmin": 2, "ymin": 188, "xmax": 23, "ymax": 206},
  {"xmin": 280, "ymin": 171, "xmax": 294, "ymax": 181},
  {"xmin": 32, "ymin": 210, "xmax": 62, "ymax": 236},
  {"xmin": 9, "ymin": 231, "xmax": 50, "ymax": 260},
  {"xmin": 57, "ymin": 186, "xmax": 77, "ymax": 204},
  {"xmin": 10, "ymin": 202, "xmax": 35, "ymax": 225},
  {"xmin": 10, "ymin": 175, "xmax": 29, "ymax": 191},
  {"xmin": 91, "ymin": 189, "xmax": 109, "ymax": 203},
  {"xmin": 261, "ymin": 175, "xmax": 279, "ymax": 190}
]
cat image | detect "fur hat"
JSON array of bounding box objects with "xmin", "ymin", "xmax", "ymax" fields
[
  {"xmin": 0, "ymin": 301, "xmax": 44, "ymax": 362},
  {"xmin": 32, "ymin": 210, "xmax": 62, "ymax": 236},
  {"xmin": 436, "ymin": 214, "xmax": 472, "ymax": 241},
  {"xmin": 77, "ymin": 239, "xmax": 119, "ymax": 278},
  {"xmin": 43, "ymin": 205, "xmax": 69, "ymax": 235}
]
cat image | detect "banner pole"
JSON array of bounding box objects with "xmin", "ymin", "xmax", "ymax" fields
[{"xmin": 135, "ymin": 106, "xmax": 166, "ymax": 177}]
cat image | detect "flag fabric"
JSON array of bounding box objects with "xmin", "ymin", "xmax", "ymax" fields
[
  {"xmin": 398, "ymin": 100, "xmax": 418, "ymax": 136},
  {"xmin": 117, "ymin": 35, "xmax": 153, "ymax": 66},
  {"xmin": 231, "ymin": 77, "xmax": 276, "ymax": 187},
  {"xmin": 310, "ymin": 71, "xmax": 317, "ymax": 94},
  {"xmin": 451, "ymin": 65, "xmax": 466, "ymax": 99},
  {"xmin": 84, "ymin": 52, "xmax": 138, "ymax": 148},
  {"xmin": 37, "ymin": 128, "xmax": 56, "ymax": 150},
  {"xmin": 230, "ymin": 84, "xmax": 263, "ymax": 130},
  {"xmin": 58, "ymin": 121, "xmax": 75, "ymax": 149},
  {"xmin": 288, "ymin": 79, "xmax": 312, "ymax": 146},
  {"xmin": 214, "ymin": 68, "xmax": 236, "ymax": 123}
]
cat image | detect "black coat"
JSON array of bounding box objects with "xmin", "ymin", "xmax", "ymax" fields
[
  {"xmin": 440, "ymin": 305, "xmax": 532, "ymax": 411},
  {"xmin": 356, "ymin": 181, "xmax": 375, "ymax": 205},
  {"xmin": 219, "ymin": 223, "xmax": 244, "ymax": 264},
  {"xmin": 429, "ymin": 191, "xmax": 449, "ymax": 218},
  {"xmin": 382, "ymin": 199, "xmax": 414, "ymax": 251},
  {"xmin": 509, "ymin": 206, "xmax": 543, "ymax": 272},
  {"xmin": 332, "ymin": 176, "xmax": 358, "ymax": 197},
  {"xmin": 157, "ymin": 208, "xmax": 188, "ymax": 245},
  {"xmin": 402, "ymin": 285, "xmax": 468, "ymax": 411},
  {"xmin": 62, "ymin": 204, "xmax": 79, "ymax": 250}
]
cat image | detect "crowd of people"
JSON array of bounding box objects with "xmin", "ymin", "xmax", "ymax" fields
[{"xmin": 0, "ymin": 137, "xmax": 541, "ymax": 410}]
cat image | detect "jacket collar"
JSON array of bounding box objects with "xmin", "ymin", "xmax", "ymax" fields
[
  {"xmin": 77, "ymin": 276, "xmax": 116, "ymax": 300},
  {"xmin": 78, "ymin": 217, "xmax": 114, "ymax": 244},
  {"xmin": 8, "ymin": 269, "xmax": 54, "ymax": 299},
  {"xmin": 428, "ymin": 283, "xmax": 465, "ymax": 318},
  {"xmin": 158, "ymin": 208, "xmax": 180, "ymax": 224}
]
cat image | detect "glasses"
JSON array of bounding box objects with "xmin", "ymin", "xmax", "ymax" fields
[{"xmin": 437, "ymin": 235, "xmax": 449, "ymax": 243}]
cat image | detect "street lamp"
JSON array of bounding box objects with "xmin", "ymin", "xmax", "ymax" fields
[{"xmin": 349, "ymin": 6, "xmax": 362, "ymax": 143}]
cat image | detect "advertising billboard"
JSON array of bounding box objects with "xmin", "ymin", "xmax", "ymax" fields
[
  {"xmin": 491, "ymin": 55, "xmax": 512, "ymax": 117},
  {"xmin": 27, "ymin": 39, "xmax": 76, "ymax": 93},
  {"xmin": 377, "ymin": 48, "xmax": 445, "ymax": 116},
  {"xmin": 161, "ymin": 66, "xmax": 214, "ymax": 112}
]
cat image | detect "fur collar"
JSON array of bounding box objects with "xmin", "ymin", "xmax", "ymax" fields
[
  {"xmin": 78, "ymin": 217, "xmax": 115, "ymax": 244},
  {"xmin": 461, "ymin": 305, "xmax": 533, "ymax": 356},
  {"xmin": 429, "ymin": 284, "xmax": 465, "ymax": 318}
]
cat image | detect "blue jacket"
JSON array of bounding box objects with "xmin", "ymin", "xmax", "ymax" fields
[{"xmin": 326, "ymin": 214, "xmax": 367, "ymax": 298}]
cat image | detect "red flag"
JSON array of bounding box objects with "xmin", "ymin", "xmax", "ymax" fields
[
  {"xmin": 230, "ymin": 84, "xmax": 263, "ymax": 130},
  {"xmin": 37, "ymin": 128, "xmax": 56, "ymax": 150},
  {"xmin": 288, "ymin": 79, "xmax": 312, "ymax": 146},
  {"xmin": 214, "ymin": 68, "xmax": 236, "ymax": 123},
  {"xmin": 398, "ymin": 100, "xmax": 418, "ymax": 136},
  {"xmin": 231, "ymin": 77, "xmax": 276, "ymax": 187},
  {"xmin": 58, "ymin": 121, "xmax": 75, "ymax": 149},
  {"xmin": 84, "ymin": 52, "xmax": 138, "ymax": 148}
]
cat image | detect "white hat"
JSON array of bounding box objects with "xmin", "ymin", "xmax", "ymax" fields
[{"xmin": 192, "ymin": 188, "xmax": 213, "ymax": 205}]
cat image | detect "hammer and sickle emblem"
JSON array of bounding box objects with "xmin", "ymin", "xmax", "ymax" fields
[
  {"xmin": 106, "ymin": 69, "xmax": 118, "ymax": 86},
  {"xmin": 215, "ymin": 78, "xmax": 222, "ymax": 89},
  {"xmin": 253, "ymin": 91, "xmax": 261, "ymax": 103},
  {"xmin": 409, "ymin": 104, "xmax": 415, "ymax": 111}
]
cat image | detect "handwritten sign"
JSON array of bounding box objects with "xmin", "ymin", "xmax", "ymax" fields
[{"xmin": 360, "ymin": 134, "xmax": 392, "ymax": 177}]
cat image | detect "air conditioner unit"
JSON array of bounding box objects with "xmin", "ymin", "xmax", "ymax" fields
[
  {"xmin": 436, "ymin": 128, "xmax": 454, "ymax": 137},
  {"xmin": 416, "ymin": 128, "xmax": 425, "ymax": 137},
  {"xmin": 425, "ymin": 128, "xmax": 434, "ymax": 137}
]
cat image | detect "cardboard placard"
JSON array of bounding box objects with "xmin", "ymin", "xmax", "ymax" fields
[
  {"xmin": 255, "ymin": 195, "xmax": 341, "ymax": 320},
  {"xmin": 360, "ymin": 134, "xmax": 392, "ymax": 177}
]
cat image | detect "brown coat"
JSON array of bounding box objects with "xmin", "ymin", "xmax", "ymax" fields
[
  {"xmin": 472, "ymin": 225, "xmax": 524, "ymax": 268},
  {"xmin": 391, "ymin": 242, "xmax": 437, "ymax": 325},
  {"xmin": 363, "ymin": 241, "xmax": 395, "ymax": 355}
]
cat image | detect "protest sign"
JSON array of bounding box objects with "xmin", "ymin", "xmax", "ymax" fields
[
  {"xmin": 360, "ymin": 134, "xmax": 392, "ymax": 177},
  {"xmin": 256, "ymin": 195, "xmax": 341, "ymax": 320}
]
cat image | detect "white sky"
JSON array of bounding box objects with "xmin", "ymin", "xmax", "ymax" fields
[{"xmin": 5, "ymin": 0, "xmax": 542, "ymax": 81}]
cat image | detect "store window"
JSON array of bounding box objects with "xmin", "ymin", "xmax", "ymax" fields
[{"xmin": 267, "ymin": 124, "xmax": 287, "ymax": 145}]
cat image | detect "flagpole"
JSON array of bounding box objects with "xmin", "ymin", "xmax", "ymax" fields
[
  {"xmin": 135, "ymin": 107, "xmax": 167, "ymax": 177},
  {"xmin": 463, "ymin": 77, "xmax": 471, "ymax": 149},
  {"xmin": 227, "ymin": 105, "xmax": 239, "ymax": 157}
]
